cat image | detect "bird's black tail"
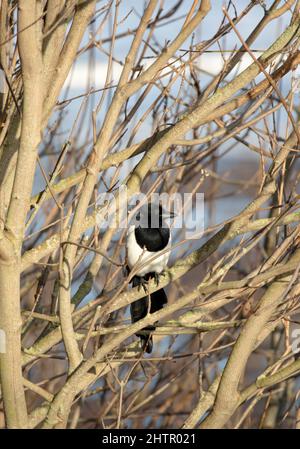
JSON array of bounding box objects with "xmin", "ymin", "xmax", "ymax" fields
[{"xmin": 130, "ymin": 275, "xmax": 167, "ymax": 353}]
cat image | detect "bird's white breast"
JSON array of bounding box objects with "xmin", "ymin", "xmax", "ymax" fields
[{"xmin": 126, "ymin": 225, "xmax": 171, "ymax": 277}]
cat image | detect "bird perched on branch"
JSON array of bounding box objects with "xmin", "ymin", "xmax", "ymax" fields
[{"xmin": 126, "ymin": 202, "xmax": 174, "ymax": 353}]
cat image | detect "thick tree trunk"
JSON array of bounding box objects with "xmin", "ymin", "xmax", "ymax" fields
[{"xmin": 0, "ymin": 242, "xmax": 27, "ymax": 428}]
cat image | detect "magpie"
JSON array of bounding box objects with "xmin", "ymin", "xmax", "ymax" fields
[{"xmin": 126, "ymin": 202, "xmax": 173, "ymax": 353}]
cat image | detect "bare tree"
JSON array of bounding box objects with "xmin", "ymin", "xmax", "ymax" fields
[{"xmin": 0, "ymin": 0, "xmax": 300, "ymax": 429}]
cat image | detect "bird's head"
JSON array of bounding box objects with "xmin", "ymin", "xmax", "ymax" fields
[{"xmin": 135, "ymin": 201, "xmax": 175, "ymax": 229}]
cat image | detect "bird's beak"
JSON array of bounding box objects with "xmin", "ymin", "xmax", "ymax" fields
[{"xmin": 161, "ymin": 209, "xmax": 176, "ymax": 219}]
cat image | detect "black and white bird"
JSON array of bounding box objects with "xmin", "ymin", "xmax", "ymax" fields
[{"xmin": 126, "ymin": 202, "xmax": 174, "ymax": 353}]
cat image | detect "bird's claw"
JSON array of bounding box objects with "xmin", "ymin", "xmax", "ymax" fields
[
  {"xmin": 153, "ymin": 272, "xmax": 160, "ymax": 287},
  {"xmin": 132, "ymin": 275, "xmax": 149, "ymax": 292},
  {"xmin": 140, "ymin": 277, "xmax": 149, "ymax": 293}
]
